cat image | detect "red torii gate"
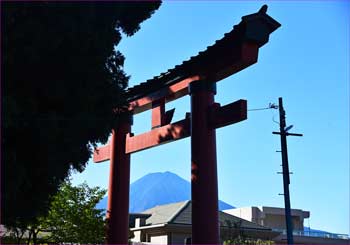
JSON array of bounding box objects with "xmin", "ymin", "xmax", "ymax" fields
[{"xmin": 94, "ymin": 6, "xmax": 280, "ymax": 245}]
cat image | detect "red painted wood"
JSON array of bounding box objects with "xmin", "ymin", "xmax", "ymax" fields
[
  {"xmin": 90, "ymin": 10, "xmax": 279, "ymax": 244},
  {"xmin": 212, "ymin": 43, "xmax": 259, "ymax": 82},
  {"xmin": 93, "ymin": 144, "xmax": 110, "ymax": 163},
  {"xmin": 129, "ymin": 76, "xmax": 201, "ymax": 114},
  {"xmin": 210, "ymin": 99, "xmax": 247, "ymax": 129},
  {"xmin": 151, "ymin": 99, "xmax": 166, "ymax": 128},
  {"xmin": 106, "ymin": 121, "xmax": 131, "ymax": 245},
  {"xmin": 128, "ymin": 43, "xmax": 258, "ymax": 115},
  {"xmin": 94, "ymin": 100, "xmax": 246, "ymax": 162},
  {"xmin": 126, "ymin": 117, "xmax": 190, "ymax": 154},
  {"xmin": 94, "ymin": 100, "xmax": 246, "ymax": 161},
  {"xmin": 189, "ymin": 81, "xmax": 219, "ymax": 244}
]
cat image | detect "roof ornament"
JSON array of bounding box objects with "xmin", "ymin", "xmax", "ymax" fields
[{"xmin": 258, "ymin": 4, "xmax": 268, "ymax": 14}]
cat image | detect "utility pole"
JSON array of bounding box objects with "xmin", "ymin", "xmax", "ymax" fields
[{"xmin": 273, "ymin": 97, "xmax": 302, "ymax": 245}]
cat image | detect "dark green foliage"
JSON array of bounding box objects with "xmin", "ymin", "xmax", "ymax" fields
[
  {"xmin": 3, "ymin": 182, "xmax": 107, "ymax": 244},
  {"xmin": 1, "ymin": 1, "xmax": 161, "ymax": 226},
  {"xmin": 42, "ymin": 182, "xmax": 107, "ymax": 244},
  {"xmin": 222, "ymin": 220, "xmax": 275, "ymax": 245}
]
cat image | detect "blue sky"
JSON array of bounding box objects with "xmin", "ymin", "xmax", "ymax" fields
[{"xmin": 71, "ymin": 1, "xmax": 349, "ymax": 235}]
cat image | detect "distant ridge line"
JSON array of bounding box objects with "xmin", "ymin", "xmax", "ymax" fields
[{"xmin": 96, "ymin": 171, "xmax": 235, "ymax": 213}]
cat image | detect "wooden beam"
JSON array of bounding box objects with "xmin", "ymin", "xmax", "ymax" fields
[
  {"xmin": 209, "ymin": 99, "xmax": 247, "ymax": 129},
  {"xmin": 94, "ymin": 100, "xmax": 247, "ymax": 161},
  {"xmin": 211, "ymin": 43, "xmax": 258, "ymax": 82},
  {"xmin": 151, "ymin": 98, "xmax": 166, "ymax": 129},
  {"xmin": 129, "ymin": 76, "xmax": 201, "ymax": 114},
  {"xmin": 128, "ymin": 43, "xmax": 259, "ymax": 115},
  {"xmin": 93, "ymin": 144, "xmax": 110, "ymax": 163},
  {"xmin": 126, "ymin": 117, "xmax": 190, "ymax": 154}
]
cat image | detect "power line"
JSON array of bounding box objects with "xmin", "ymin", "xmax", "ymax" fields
[
  {"xmin": 248, "ymin": 107, "xmax": 271, "ymax": 111},
  {"xmin": 248, "ymin": 102, "xmax": 278, "ymax": 111}
]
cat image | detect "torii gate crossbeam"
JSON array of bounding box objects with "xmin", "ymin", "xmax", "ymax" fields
[{"xmin": 94, "ymin": 6, "xmax": 280, "ymax": 245}]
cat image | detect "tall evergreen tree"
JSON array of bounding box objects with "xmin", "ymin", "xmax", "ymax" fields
[{"xmin": 1, "ymin": 2, "xmax": 161, "ymax": 226}]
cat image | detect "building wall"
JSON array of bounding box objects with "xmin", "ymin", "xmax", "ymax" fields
[
  {"xmin": 263, "ymin": 214, "xmax": 303, "ymax": 230},
  {"xmin": 170, "ymin": 232, "xmax": 191, "ymax": 244},
  {"xmin": 131, "ymin": 230, "xmax": 143, "ymax": 243},
  {"xmin": 224, "ymin": 207, "xmax": 253, "ymax": 222},
  {"xmin": 224, "ymin": 207, "xmax": 306, "ymax": 231},
  {"xmin": 264, "ymin": 214, "xmax": 284, "ymax": 229},
  {"xmin": 150, "ymin": 234, "xmax": 168, "ymax": 244}
]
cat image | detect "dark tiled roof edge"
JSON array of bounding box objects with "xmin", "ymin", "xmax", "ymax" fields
[{"xmin": 125, "ymin": 5, "xmax": 281, "ymax": 103}]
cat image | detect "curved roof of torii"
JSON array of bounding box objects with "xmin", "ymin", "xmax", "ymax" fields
[{"xmin": 125, "ymin": 5, "xmax": 281, "ymax": 106}]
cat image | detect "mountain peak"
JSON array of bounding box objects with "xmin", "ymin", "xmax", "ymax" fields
[{"xmin": 97, "ymin": 171, "xmax": 234, "ymax": 212}]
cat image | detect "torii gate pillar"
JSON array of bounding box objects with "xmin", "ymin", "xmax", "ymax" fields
[
  {"xmin": 189, "ymin": 80, "xmax": 219, "ymax": 244},
  {"xmin": 106, "ymin": 113, "xmax": 133, "ymax": 245}
]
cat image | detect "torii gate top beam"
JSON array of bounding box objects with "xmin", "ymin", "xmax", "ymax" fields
[
  {"xmin": 126, "ymin": 7, "xmax": 281, "ymax": 114},
  {"xmin": 94, "ymin": 6, "xmax": 281, "ymax": 161}
]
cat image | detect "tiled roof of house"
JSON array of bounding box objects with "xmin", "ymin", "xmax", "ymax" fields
[
  {"xmin": 141, "ymin": 200, "xmax": 270, "ymax": 231},
  {"xmin": 142, "ymin": 200, "xmax": 190, "ymax": 225},
  {"xmin": 125, "ymin": 5, "xmax": 281, "ymax": 103}
]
